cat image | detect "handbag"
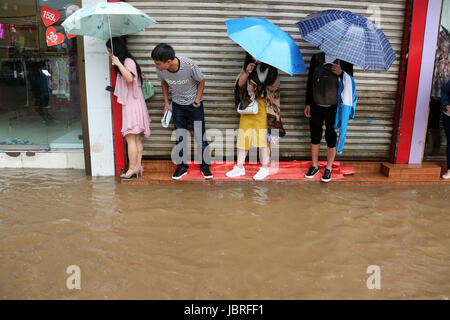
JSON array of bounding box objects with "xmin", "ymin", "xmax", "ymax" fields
[
  {"xmin": 235, "ymin": 67, "xmax": 271, "ymax": 115},
  {"xmin": 141, "ymin": 77, "xmax": 155, "ymax": 100},
  {"xmin": 237, "ymin": 99, "xmax": 259, "ymax": 115}
]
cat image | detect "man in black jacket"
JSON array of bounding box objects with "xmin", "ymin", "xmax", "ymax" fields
[{"xmin": 304, "ymin": 51, "xmax": 353, "ymax": 182}]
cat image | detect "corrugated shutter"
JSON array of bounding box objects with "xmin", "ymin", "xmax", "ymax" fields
[{"xmin": 126, "ymin": 0, "xmax": 406, "ymax": 160}]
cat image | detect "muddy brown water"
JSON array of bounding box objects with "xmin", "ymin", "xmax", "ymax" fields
[{"xmin": 0, "ymin": 169, "xmax": 449, "ymax": 300}]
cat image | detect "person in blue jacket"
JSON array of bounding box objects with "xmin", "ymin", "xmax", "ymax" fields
[
  {"xmin": 441, "ymin": 80, "xmax": 450, "ymax": 179},
  {"xmin": 334, "ymin": 71, "xmax": 357, "ymax": 155}
]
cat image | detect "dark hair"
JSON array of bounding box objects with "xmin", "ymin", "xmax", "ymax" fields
[
  {"xmin": 151, "ymin": 43, "xmax": 175, "ymax": 62},
  {"xmin": 243, "ymin": 52, "xmax": 270, "ymax": 73},
  {"xmin": 106, "ymin": 37, "xmax": 143, "ymax": 82},
  {"xmin": 243, "ymin": 52, "xmax": 277, "ymax": 86}
]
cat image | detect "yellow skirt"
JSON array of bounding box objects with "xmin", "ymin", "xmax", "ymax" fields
[{"xmin": 236, "ymin": 97, "xmax": 268, "ymax": 150}]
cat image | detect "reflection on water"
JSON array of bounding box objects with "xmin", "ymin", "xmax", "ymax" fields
[{"xmin": 0, "ymin": 169, "xmax": 449, "ymax": 299}]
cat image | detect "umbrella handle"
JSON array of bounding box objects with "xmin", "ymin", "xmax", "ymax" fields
[{"xmin": 108, "ymin": 14, "xmax": 113, "ymax": 55}]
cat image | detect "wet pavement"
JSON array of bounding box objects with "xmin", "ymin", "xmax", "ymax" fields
[{"xmin": 0, "ymin": 169, "xmax": 449, "ymax": 299}]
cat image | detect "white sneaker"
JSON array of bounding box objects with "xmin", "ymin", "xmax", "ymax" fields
[
  {"xmin": 253, "ymin": 167, "xmax": 269, "ymax": 180},
  {"xmin": 226, "ymin": 165, "xmax": 245, "ymax": 178},
  {"xmin": 443, "ymin": 171, "xmax": 450, "ymax": 179}
]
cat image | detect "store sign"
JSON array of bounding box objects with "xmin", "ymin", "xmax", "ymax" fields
[
  {"xmin": 46, "ymin": 27, "xmax": 65, "ymax": 46},
  {"xmin": 65, "ymin": 31, "xmax": 76, "ymax": 39},
  {"xmin": 41, "ymin": 6, "xmax": 60, "ymax": 27}
]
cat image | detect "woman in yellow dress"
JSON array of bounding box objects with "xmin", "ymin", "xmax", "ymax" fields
[{"xmin": 226, "ymin": 53, "xmax": 285, "ymax": 180}]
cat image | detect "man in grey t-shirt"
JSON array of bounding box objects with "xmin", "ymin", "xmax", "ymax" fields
[
  {"xmin": 155, "ymin": 55, "xmax": 204, "ymax": 106},
  {"xmin": 152, "ymin": 43, "xmax": 212, "ymax": 180}
]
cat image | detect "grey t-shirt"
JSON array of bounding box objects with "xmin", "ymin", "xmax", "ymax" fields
[{"xmin": 156, "ymin": 56, "xmax": 204, "ymax": 105}]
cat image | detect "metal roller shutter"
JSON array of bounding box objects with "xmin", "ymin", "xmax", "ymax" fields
[{"xmin": 126, "ymin": 0, "xmax": 406, "ymax": 160}]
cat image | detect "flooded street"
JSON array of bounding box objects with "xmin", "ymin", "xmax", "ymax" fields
[{"xmin": 0, "ymin": 169, "xmax": 449, "ymax": 300}]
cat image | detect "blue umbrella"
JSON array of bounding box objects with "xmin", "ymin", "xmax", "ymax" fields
[
  {"xmin": 296, "ymin": 10, "xmax": 396, "ymax": 71},
  {"xmin": 225, "ymin": 17, "xmax": 306, "ymax": 75}
]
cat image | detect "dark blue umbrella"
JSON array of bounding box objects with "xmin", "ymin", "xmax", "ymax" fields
[
  {"xmin": 226, "ymin": 17, "xmax": 306, "ymax": 75},
  {"xmin": 296, "ymin": 10, "xmax": 396, "ymax": 71}
]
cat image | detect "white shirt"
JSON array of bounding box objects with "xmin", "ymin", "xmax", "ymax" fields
[{"xmin": 256, "ymin": 64, "xmax": 269, "ymax": 83}]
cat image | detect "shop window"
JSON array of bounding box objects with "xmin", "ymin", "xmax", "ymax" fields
[
  {"xmin": 0, "ymin": 0, "xmax": 82, "ymax": 150},
  {"xmin": 424, "ymin": 0, "xmax": 449, "ymax": 159}
]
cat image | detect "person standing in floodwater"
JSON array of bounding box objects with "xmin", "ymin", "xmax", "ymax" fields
[
  {"xmin": 226, "ymin": 52, "xmax": 285, "ymax": 181},
  {"xmin": 151, "ymin": 43, "xmax": 212, "ymax": 181},
  {"xmin": 106, "ymin": 38, "xmax": 151, "ymax": 179},
  {"xmin": 303, "ymin": 51, "xmax": 353, "ymax": 183}
]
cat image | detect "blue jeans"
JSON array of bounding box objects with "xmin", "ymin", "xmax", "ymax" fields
[
  {"xmin": 444, "ymin": 113, "xmax": 450, "ymax": 168},
  {"xmin": 172, "ymin": 101, "xmax": 210, "ymax": 169}
]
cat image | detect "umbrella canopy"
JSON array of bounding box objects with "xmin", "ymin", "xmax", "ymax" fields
[
  {"xmin": 296, "ymin": 10, "xmax": 396, "ymax": 71},
  {"xmin": 225, "ymin": 17, "xmax": 306, "ymax": 75},
  {"xmin": 62, "ymin": 2, "xmax": 156, "ymax": 40}
]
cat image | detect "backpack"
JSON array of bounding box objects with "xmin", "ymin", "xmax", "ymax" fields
[{"xmin": 312, "ymin": 53, "xmax": 339, "ymax": 106}]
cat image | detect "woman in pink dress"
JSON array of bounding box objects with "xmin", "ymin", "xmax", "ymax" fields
[{"xmin": 106, "ymin": 38, "xmax": 151, "ymax": 178}]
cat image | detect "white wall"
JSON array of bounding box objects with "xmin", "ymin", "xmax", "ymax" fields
[
  {"xmin": 0, "ymin": 150, "xmax": 85, "ymax": 169},
  {"xmin": 83, "ymin": 0, "xmax": 115, "ymax": 176}
]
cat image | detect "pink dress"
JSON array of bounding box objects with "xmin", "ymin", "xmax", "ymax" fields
[{"xmin": 114, "ymin": 58, "xmax": 151, "ymax": 137}]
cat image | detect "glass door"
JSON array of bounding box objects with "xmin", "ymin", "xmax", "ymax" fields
[{"xmin": 424, "ymin": 0, "xmax": 449, "ymax": 159}]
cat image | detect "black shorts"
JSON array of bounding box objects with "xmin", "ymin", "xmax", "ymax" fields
[{"xmin": 309, "ymin": 104, "xmax": 337, "ymax": 148}]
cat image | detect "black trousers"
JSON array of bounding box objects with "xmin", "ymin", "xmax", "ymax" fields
[{"xmin": 309, "ymin": 103, "xmax": 337, "ymax": 148}]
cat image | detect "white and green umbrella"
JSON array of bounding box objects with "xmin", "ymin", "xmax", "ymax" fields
[{"xmin": 62, "ymin": 2, "xmax": 156, "ymax": 53}]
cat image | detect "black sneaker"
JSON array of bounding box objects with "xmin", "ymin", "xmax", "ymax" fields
[
  {"xmin": 305, "ymin": 166, "xmax": 319, "ymax": 179},
  {"xmin": 321, "ymin": 168, "xmax": 332, "ymax": 183},
  {"xmin": 201, "ymin": 166, "xmax": 213, "ymax": 179},
  {"xmin": 172, "ymin": 166, "xmax": 188, "ymax": 180}
]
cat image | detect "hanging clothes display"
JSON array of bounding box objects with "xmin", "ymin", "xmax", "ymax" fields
[
  {"xmin": 21, "ymin": 60, "xmax": 30, "ymax": 107},
  {"xmin": 29, "ymin": 60, "xmax": 53, "ymax": 122},
  {"xmin": 49, "ymin": 56, "xmax": 70, "ymax": 100}
]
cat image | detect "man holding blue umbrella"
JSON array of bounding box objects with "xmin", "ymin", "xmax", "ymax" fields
[
  {"xmin": 297, "ymin": 9, "xmax": 396, "ymax": 182},
  {"xmin": 304, "ymin": 52, "xmax": 353, "ymax": 183}
]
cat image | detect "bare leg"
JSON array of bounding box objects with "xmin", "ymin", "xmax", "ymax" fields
[
  {"xmin": 326, "ymin": 147, "xmax": 337, "ymax": 170},
  {"xmin": 237, "ymin": 148, "xmax": 248, "ymax": 169},
  {"xmin": 125, "ymin": 134, "xmax": 138, "ymax": 171},
  {"xmin": 260, "ymin": 146, "xmax": 269, "ymax": 169},
  {"xmin": 311, "ymin": 144, "xmax": 320, "ymax": 167},
  {"xmin": 135, "ymin": 134, "xmax": 144, "ymax": 168}
]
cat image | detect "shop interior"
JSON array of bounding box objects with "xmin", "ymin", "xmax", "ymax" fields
[{"xmin": 0, "ymin": 0, "xmax": 82, "ymax": 149}]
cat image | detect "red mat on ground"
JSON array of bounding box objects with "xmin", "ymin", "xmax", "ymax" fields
[{"xmin": 175, "ymin": 161, "xmax": 355, "ymax": 181}]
